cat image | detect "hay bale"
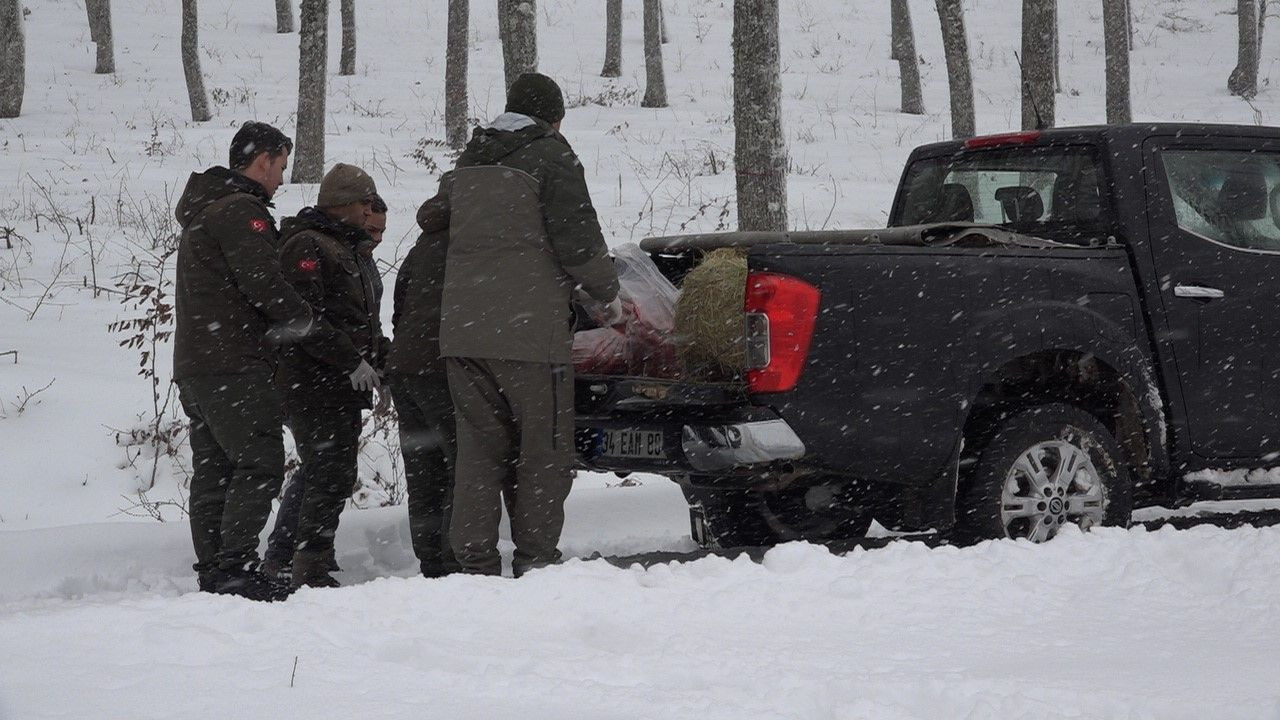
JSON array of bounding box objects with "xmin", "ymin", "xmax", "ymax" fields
[{"xmin": 674, "ymin": 248, "xmax": 748, "ymax": 378}]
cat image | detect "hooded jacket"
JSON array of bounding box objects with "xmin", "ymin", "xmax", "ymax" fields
[
  {"xmin": 428, "ymin": 113, "xmax": 620, "ymax": 364},
  {"xmin": 172, "ymin": 166, "xmax": 313, "ymax": 380},
  {"xmin": 277, "ymin": 207, "xmax": 384, "ymax": 409},
  {"xmin": 385, "ymin": 195, "xmax": 449, "ymax": 378}
]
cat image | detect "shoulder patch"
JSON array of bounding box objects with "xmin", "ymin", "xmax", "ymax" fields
[{"xmin": 250, "ymin": 218, "xmax": 271, "ymax": 234}]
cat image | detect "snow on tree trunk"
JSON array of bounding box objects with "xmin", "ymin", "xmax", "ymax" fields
[
  {"xmin": 86, "ymin": 0, "xmax": 115, "ymax": 74},
  {"xmin": 181, "ymin": 0, "xmax": 210, "ymax": 122},
  {"xmin": 498, "ymin": 0, "xmax": 536, "ymax": 91},
  {"xmin": 446, "ymin": 0, "xmax": 469, "ymax": 149},
  {"xmin": 275, "ymin": 0, "xmax": 293, "ymax": 33},
  {"xmin": 1124, "ymin": 0, "xmax": 1133, "ymax": 51},
  {"xmin": 733, "ymin": 0, "xmax": 787, "ymax": 233},
  {"xmin": 293, "ymin": 0, "xmax": 328, "ymax": 184},
  {"xmin": 1103, "ymin": 0, "xmax": 1131, "ymax": 124},
  {"xmin": 1261, "ymin": 0, "xmax": 1268, "ymax": 45},
  {"xmin": 641, "ymin": 0, "xmax": 667, "ymax": 108},
  {"xmin": 1229, "ymin": 0, "xmax": 1260, "ymax": 98},
  {"xmin": 1021, "ymin": 0, "xmax": 1055, "ymax": 129},
  {"xmin": 339, "ymin": 0, "xmax": 355, "ymax": 76},
  {"xmin": 0, "ymin": 0, "xmax": 23, "ymax": 119},
  {"xmin": 934, "ymin": 0, "xmax": 975, "ymax": 139},
  {"xmin": 891, "ymin": 0, "xmax": 923, "ymax": 115},
  {"xmin": 659, "ymin": 0, "xmax": 668, "ymax": 44},
  {"xmin": 601, "ymin": 0, "xmax": 622, "ymax": 78}
]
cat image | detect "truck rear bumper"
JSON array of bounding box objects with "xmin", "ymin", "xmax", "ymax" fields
[
  {"xmin": 681, "ymin": 420, "xmax": 806, "ymax": 472},
  {"xmin": 575, "ymin": 416, "xmax": 806, "ymax": 475}
]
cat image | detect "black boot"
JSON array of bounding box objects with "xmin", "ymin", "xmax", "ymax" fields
[
  {"xmin": 291, "ymin": 550, "xmax": 340, "ymax": 589},
  {"xmin": 211, "ymin": 567, "xmax": 292, "ymax": 601}
]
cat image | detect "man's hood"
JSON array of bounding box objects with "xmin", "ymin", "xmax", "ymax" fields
[
  {"xmin": 174, "ymin": 166, "xmax": 270, "ymax": 228},
  {"xmin": 280, "ymin": 206, "xmax": 370, "ymax": 248},
  {"xmin": 457, "ymin": 113, "xmax": 562, "ymax": 168}
]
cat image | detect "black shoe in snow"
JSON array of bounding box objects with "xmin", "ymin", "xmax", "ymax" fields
[
  {"xmin": 197, "ymin": 572, "xmax": 216, "ymax": 593},
  {"xmin": 210, "ymin": 568, "xmax": 293, "ymax": 602}
]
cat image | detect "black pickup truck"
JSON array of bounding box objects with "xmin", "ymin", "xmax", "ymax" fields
[{"xmin": 575, "ymin": 123, "xmax": 1280, "ymax": 547}]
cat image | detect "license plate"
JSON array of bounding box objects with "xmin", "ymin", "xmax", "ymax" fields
[{"xmin": 600, "ymin": 428, "xmax": 666, "ymax": 459}]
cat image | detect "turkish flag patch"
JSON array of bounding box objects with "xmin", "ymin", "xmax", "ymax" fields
[
  {"xmin": 249, "ymin": 218, "xmax": 270, "ymax": 233},
  {"xmin": 297, "ymin": 258, "xmax": 319, "ymax": 273}
]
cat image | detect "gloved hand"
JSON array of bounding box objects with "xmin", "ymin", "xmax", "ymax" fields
[
  {"xmin": 349, "ymin": 359, "xmax": 380, "ymax": 392},
  {"xmin": 599, "ymin": 296, "xmax": 625, "ymax": 327}
]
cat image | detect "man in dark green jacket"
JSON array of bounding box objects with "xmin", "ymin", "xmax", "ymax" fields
[
  {"xmin": 430, "ymin": 73, "xmax": 622, "ymax": 576},
  {"xmin": 173, "ymin": 121, "xmax": 313, "ymax": 601},
  {"xmin": 275, "ymin": 163, "xmax": 383, "ymax": 588},
  {"xmin": 385, "ymin": 194, "xmax": 459, "ymax": 578}
]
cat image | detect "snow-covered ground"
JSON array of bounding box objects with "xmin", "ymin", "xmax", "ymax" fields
[{"xmin": 5, "ymin": 0, "xmax": 1280, "ymax": 716}]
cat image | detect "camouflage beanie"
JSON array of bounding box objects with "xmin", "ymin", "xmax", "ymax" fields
[{"xmin": 318, "ymin": 163, "xmax": 378, "ymax": 208}]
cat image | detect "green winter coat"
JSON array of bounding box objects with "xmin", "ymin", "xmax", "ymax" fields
[
  {"xmin": 172, "ymin": 166, "xmax": 314, "ymax": 380},
  {"xmin": 277, "ymin": 207, "xmax": 384, "ymax": 409},
  {"xmin": 430, "ymin": 114, "xmax": 620, "ymax": 364}
]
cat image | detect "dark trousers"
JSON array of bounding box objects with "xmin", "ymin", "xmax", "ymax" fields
[
  {"xmin": 289, "ymin": 402, "xmax": 362, "ymax": 558},
  {"xmin": 446, "ymin": 357, "xmax": 574, "ymax": 576},
  {"xmin": 388, "ymin": 373, "xmax": 459, "ymax": 574},
  {"xmin": 177, "ymin": 373, "xmax": 285, "ymax": 573},
  {"xmin": 263, "ymin": 450, "xmax": 306, "ymax": 567}
]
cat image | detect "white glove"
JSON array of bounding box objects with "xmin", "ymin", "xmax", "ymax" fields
[
  {"xmin": 599, "ymin": 296, "xmax": 625, "ymax": 327},
  {"xmin": 349, "ymin": 359, "xmax": 381, "ymax": 392}
]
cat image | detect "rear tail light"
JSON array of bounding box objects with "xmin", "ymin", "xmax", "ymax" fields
[
  {"xmin": 743, "ymin": 272, "xmax": 821, "ymax": 393},
  {"xmin": 963, "ymin": 130, "xmax": 1042, "ymax": 149}
]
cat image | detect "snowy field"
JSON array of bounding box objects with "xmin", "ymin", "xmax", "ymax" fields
[{"xmin": 4, "ymin": 0, "xmax": 1280, "ymax": 717}]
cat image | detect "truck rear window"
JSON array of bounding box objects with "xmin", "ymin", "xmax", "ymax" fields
[{"xmin": 894, "ymin": 146, "xmax": 1107, "ymax": 244}]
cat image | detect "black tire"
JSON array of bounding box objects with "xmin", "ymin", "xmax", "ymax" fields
[
  {"xmin": 955, "ymin": 403, "xmax": 1133, "ymax": 545},
  {"xmin": 681, "ymin": 481, "xmax": 875, "ymax": 548}
]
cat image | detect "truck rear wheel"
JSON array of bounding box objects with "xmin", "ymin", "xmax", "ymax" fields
[{"xmin": 956, "ymin": 403, "xmax": 1133, "ymax": 544}]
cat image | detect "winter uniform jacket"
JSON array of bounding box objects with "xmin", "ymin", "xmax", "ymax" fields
[
  {"xmin": 385, "ymin": 195, "xmax": 450, "ymax": 378},
  {"xmin": 173, "ymin": 166, "xmax": 313, "ymax": 380},
  {"xmin": 429, "ymin": 114, "xmax": 620, "ymax": 364},
  {"xmin": 277, "ymin": 207, "xmax": 384, "ymax": 409}
]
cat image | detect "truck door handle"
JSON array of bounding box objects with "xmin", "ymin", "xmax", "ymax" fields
[{"xmin": 1174, "ymin": 284, "xmax": 1225, "ymax": 300}]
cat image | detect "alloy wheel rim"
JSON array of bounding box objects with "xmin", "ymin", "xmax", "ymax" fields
[{"xmin": 1000, "ymin": 439, "xmax": 1107, "ymax": 542}]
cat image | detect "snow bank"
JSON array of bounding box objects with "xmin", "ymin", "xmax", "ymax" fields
[{"xmin": 3, "ymin": 525, "xmax": 1279, "ymax": 719}]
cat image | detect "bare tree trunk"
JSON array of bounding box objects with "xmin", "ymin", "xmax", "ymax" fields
[
  {"xmin": 641, "ymin": 0, "xmax": 667, "ymax": 107},
  {"xmin": 935, "ymin": 0, "xmax": 975, "ymax": 139},
  {"xmin": 498, "ymin": 0, "xmax": 537, "ymax": 90},
  {"xmin": 1021, "ymin": 0, "xmax": 1055, "ymax": 129},
  {"xmin": 733, "ymin": 0, "xmax": 787, "ymax": 232},
  {"xmin": 1229, "ymin": 0, "xmax": 1260, "ymax": 98},
  {"xmin": 601, "ymin": 0, "xmax": 622, "ymax": 77},
  {"xmin": 1052, "ymin": 0, "xmax": 1061, "ymax": 93},
  {"xmin": 890, "ymin": 0, "xmax": 902, "ymax": 60},
  {"xmin": 86, "ymin": 0, "xmax": 115, "ymax": 74},
  {"xmin": 1124, "ymin": 0, "xmax": 1133, "ymax": 50},
  {"xmin": 293, "ymin": 0, "xmax": 328, "ymax": 184},
  {"xmin": 1261, "ymin": 0, "xmax": 1268, "ymax": 44},
  {"xmin": 339, "ymin": 0, "xmax": 355, "ymax": 75},
  {"xmin": 446, "ymin": 0, "xmax": 469, "ymax": 149},
  {"xmin": 659, "ymin": 0, "xmax": 668, "ymax": 43},
  {"xmin": 181, "ymin": 0, "xmax": 210, "ymax": 122},
  {"xmin": 0, "ymin": 0, "xmax": 23, "ymax": 119},
  {"xmin": 1103, "ymin": 0, "xmax": 1131, "ymax": 124},
  {"xmin": 891, "ymin": 0, "xmax": 923, "ymax": 114},
  {"xmin": 275, "ymin": 0, "xmax": 293, "ymax": 32}
]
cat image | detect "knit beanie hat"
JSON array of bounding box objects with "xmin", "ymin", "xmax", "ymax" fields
[
  {"xmin": 318, "ymin": 163, "xmax": 378, "ymax": 208},
  {"xmin": 504, "ymin": 73, "xmax": 566, "ymax": 124}
]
